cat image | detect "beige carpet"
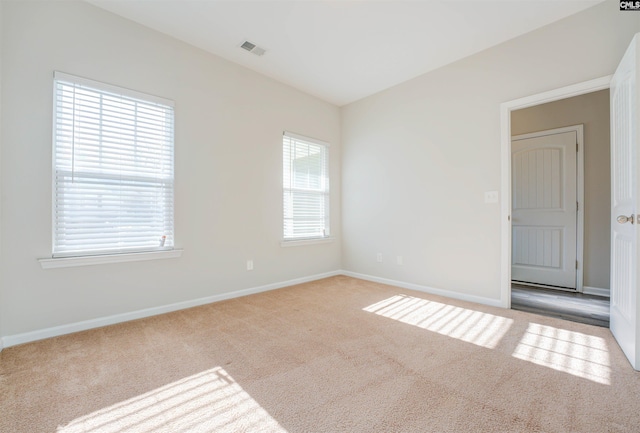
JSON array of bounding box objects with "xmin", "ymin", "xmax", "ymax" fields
[{"xmin": 1, "ymin": 275, "xmax": 639, "ymax": 432}]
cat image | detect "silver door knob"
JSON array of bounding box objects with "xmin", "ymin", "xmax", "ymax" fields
[{"xmin": 617, "ymin": 215, "xmax": 635, "ymax": 224}]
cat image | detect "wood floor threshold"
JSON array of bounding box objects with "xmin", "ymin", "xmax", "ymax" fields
[{"xmin": 511, "ymin": 284, "xmax": 610, "ymax": 328}]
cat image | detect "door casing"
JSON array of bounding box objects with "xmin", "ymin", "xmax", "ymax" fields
[{"xmin": 500, "ymin": 76, "xmax": 611, "ymax": 308}]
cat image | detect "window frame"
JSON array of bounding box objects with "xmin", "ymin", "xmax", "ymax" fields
[
  {"xmin": 50, "ymin": 71, "xmax": 176, "ymax": 261},
  {"xmin": 282, "ymin": 131, "xmax": 331, "ymax": 244}
]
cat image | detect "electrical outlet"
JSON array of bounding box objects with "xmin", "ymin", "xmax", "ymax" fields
[
  {"xmin": 484, "ymin": 191, "xmax": 499, "ymax": 203},
  {"xmin": 377, "ymin": 253, "xmax": 383, "ymax": 263},
  {"xmin": 397, "ymin": 256, "xmax": 403, "ymax": 265},
  {"xmin": 246, "ymin": 260, "xmax": 254, "ymax": 271}
]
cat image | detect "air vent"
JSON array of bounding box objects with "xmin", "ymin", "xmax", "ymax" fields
[
  {"xmin": 240, "ymin": 41, "xmax": 256, "ymax": 51},
  {"xmin": 240, "ymin": 40, "xmax": 266, "ymax": 56}
]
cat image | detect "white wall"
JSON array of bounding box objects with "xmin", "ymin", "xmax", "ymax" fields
[
  {"xmin": 0, "ymin": 1, "xmax": 341, "ymax": 339},
  {"xmin": 341, "ymin": 0, "xmax": 640, "ymax": 302}
]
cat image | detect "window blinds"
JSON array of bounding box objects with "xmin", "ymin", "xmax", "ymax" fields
[
  {"xmin": 282, "ymin": 132, "xmax": 330, "ymax": 240},
  {"xmin": 53, "ymin": 72, "xmax": 175, "ymax": 257}
]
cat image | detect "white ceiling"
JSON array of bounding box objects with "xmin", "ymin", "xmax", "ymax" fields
[{"xmin": 87, "ymin": 0, "xmax": 604, "ymax": 106}]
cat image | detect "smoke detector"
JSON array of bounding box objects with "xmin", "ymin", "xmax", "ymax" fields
[{"xmin": 240, "ymin": 40, "xmax": 266, "ymax": 56}]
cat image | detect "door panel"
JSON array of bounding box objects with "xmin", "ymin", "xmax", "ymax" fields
[
  {"xmin": 513, "ymin": 226, "xmax": 562, "ymax": 268},
  {"xmin": 513, "ymin": 147, "xmax": 562, "ymax": 210},
  {"xmin": 512, "ymin": 130, "xmax": 577, "ymax": 288},
  {"xmin": 610, "ymin": 33, "xmax": 639, "ymax": 370}
]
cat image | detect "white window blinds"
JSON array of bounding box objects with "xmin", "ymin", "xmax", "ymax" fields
[
  {"xmin": 53, "ymin": 72, "xmax": 175, "ymax": 257},
  {"xmin": 283, "ymin": 132, "xmax": 330, "ymax": 240}
]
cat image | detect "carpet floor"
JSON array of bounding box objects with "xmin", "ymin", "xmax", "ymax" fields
[{"xmin": 1, "ymin": 275, "xmax": 639, "ymax": 432}]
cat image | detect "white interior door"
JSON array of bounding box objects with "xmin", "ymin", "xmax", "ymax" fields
[
  {"xmin": 610, "ymin": 33, "xmax": 640, "ymax": 370},
  {"xmin": 511, "ymin": 129, "xmax": 577, "ymax": 289}
]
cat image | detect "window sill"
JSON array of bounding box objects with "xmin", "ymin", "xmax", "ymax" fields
[
  {"xmin": 39, "ymin": 249, "xmax": 183, "ymax": 269},
  {"xmin": 280, "ymin": 237, "xmax": 335, "ymax": 247}
]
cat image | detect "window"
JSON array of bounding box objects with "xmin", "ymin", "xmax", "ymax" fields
[
  {"xmin": 52, "ymin": 72, "xmax": 174, "ymax": 257},
  {"xmin": 282, "ymin": 132, "xmax": 330, "ymax": 241}
]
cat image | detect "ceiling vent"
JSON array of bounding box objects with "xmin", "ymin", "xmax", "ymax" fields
[{"xmin": 240, "ymin": 40, "xmax": 266, "ymax": 56}]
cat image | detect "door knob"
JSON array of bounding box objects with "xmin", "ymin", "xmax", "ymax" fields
[{"xmin": 617, "ymin": 215, "xmax": 635, "ymax": 224}]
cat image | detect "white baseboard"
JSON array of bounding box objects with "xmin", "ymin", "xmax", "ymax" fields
[
  {"xmin": 340, "ymin": 270, "xmax": 503, "ymax": 308},
  {"xmin": 0, "ymin": 270, "xmax": 505, "ymax": 349},
  {"xmin": 1, "ymin": 270, "xmax": 341, "ymax": 349},
  {"xmin": 583, "ymin": 286, "xmax": 610, "ymax": 298}
]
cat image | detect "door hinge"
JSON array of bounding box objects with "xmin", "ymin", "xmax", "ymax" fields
[
  {"xmin": 577, "ymin": 201, "xmax": 579, "ymax": 211},
  {"xmin": 576, "ymin": 260, "xmax": 579, "ymax": 270},
  {"xmin": 576, "ymin": 142, "xmax": 579, "ymax": 152}
]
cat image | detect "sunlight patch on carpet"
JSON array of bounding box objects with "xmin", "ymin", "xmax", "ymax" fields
[
  {"xmin": 363, "ymin": 294, "xmax": 513, "ymax": 349},
  {"xmin": 57, "ymin": 367, "xmax": 286, "ymax": 433},
  {"xmin": 512, "ymin": 323, "xmax": 611, "ymax": 385}
]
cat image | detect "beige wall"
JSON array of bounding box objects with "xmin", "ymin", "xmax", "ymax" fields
[
  {"xmin": 341, "ymin": 0, "xmax": 639, "ymax": 303},
  {"xmin": 511, "ymin": 90, "xmax": 610, "ymax": 293},
  {"xmin": 0, "ymin": 1, "xmax": 341, "ymax": 339}
]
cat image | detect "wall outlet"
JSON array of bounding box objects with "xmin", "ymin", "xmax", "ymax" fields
[
  {"xmin": 484, "ymin": 191, "xmax": 499, "ymax": 203},
  {"xmin": 376, "ymin": 253, "xmax": 383, "ymax": 263},
  {"xmin": 397, "ymin": 256, "xmax": 403, "ymax": 265},
  {"xmin": 246, "ymin": 260, "xmax": 254, "ymax": 271}
]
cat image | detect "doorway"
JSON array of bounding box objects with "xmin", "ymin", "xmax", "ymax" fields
[
  {"xmin": 507, "ymin": 92, "xmax": 610, "ymax": 325},
  {"xmin": 509, "ymin": 89, "xmax": 610, "ymax": 294},
  {"xmin": 499, "ymin": 76, "xmax": 612, "ymax": 310}
]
